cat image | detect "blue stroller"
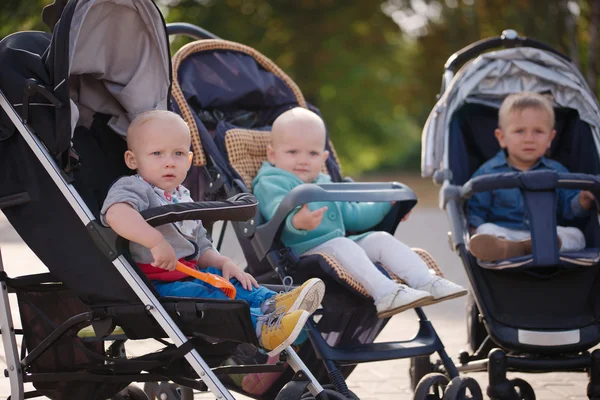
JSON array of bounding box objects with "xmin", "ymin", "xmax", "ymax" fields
[
  {"xmin": 421, "ymin": 29, "xmax": 600, "ymax": 399},
  {"xmin": 167, "ymin": 22, "xmax": 481, "ymax": 400}
]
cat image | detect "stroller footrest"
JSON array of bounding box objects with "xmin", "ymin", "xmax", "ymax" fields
[{"xmin": 77, "ymin": 324, "xmax": 126, "ymax": 341}]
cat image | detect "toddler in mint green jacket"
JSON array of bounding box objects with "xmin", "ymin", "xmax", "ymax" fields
[{"xmin": 253, "ymin": 107, "xmax": 467, "ymax": 318}]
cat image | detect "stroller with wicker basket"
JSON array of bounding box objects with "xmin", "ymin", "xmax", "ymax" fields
[{"xmin": 166, "ymin": 22, "xmax": 482, "ymax": 400}]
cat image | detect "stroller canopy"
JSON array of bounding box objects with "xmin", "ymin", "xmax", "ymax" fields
[
  {"xmin": 64, "ymin": 0, "xmax": 171, "ymax": 136},
  {"xmin": 421, "ymin": 47, "xmax": 600, "ymax": 177},
  {"xmin": 0, "ymin": 0, "xmax": 170, "ymax": 161}
]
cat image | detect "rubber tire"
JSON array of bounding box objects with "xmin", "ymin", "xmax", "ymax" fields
[
  {"xmin": 110, "ymin": 385, "xmax": 149, "ymax": 400},
  {"xmin": 510, "ymin": 378, "xmax": 535, "ymax": 400},
  {"xmin": 442, "ymin": 376, "xmax": 483, "ymax": 400},
  {"xmin": 413, "ymin": 373, "xmax": 449, "ymax": 400},
  {"xmin": 410, "ymin": 356, "xmax": 434, "ymax": 391},
  {"xmin": 466, "ymin": 294, "xmax": 487, "ymax": 353},
  {"xmin": 301, "ymin": 388, "xmax": 359, "ymax": 400}
]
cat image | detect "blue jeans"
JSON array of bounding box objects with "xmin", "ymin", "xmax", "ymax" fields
[{"xmin": 152, "ymin": 267, "xmax": 276, "ymax": 329}]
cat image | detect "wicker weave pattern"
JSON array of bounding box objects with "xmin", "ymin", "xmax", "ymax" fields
[
  {"xmin": 308, "ymin": 248, "xmax": 443, "ymax": 299},
  {"xmin": 171, "ymin": 39, "xmax": 342, "ymax": 172},
  {"xmin": 224, "ymin": 128, "xmax": 329, "ymax": 191}
]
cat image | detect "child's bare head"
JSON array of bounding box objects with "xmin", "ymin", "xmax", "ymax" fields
[
  {"xmin": 495, "ymin": 92, "xmax": 556, "ymax": 170},
  {"xmin": 267, "ymin": 107, "xmax": 329, "ymax": 183},
  {"xmin": 125, "ymin": 110, "xmax": 193, "ymax": 191}
]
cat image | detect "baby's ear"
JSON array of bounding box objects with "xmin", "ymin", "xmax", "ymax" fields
[
  {"xmin": 187, "ymin": 151, "xmax": 194, "ymax": 166},
  {"xmin": 124, "ymin": 150, "xmax": 137, "ymax": 170},
  {"xmin": 494, "ymin": 129, "xmax": 506, "ymax": 148},
  {"xmin": 266, "ymin": 144, "xmax": 276, "ymax": 164},
  {"xmin": 322, "ymin": 150, "xmax": 330, "ymax": 163}
]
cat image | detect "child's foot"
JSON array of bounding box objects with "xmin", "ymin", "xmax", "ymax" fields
[
  {"xmin": 414, "ymin": 277, "xmax": 468, "ymax": 305},
  {"xmin": 469, "ymin": 234, "xmax": 532, "ymax": 261},
  {"xmin": 258, "ymin": 309, "xmax": 310, "ymax": 357},
  {"xmin": 262, "ymin": 278, "xmax": 325, "ymax": 315},
  {"xmin": 375, "ymin": 285, "xmax": 433, "ymax": 319}
]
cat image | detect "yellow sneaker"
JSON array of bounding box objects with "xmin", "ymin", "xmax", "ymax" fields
[
  {"xmin": 263, "ymin": 278, "xmax": 325, "ymax": 315},
  {"xmin": 259, "ymin": 309, "xmax": 310, "ymax": 357}
]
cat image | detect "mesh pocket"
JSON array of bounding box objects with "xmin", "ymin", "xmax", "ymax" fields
[{"xmin": 16, "ymin": 284, "xmax": 126, "ymax": 400}]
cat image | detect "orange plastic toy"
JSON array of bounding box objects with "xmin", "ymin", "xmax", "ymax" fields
[{"xmin": 176, "ymin": 262, "xmax": 237, "ymax": 299}]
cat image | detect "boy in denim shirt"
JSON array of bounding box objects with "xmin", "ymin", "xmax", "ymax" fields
[{"xmin": 467, "ymin": 92, "xmax": 595, "ymax": 262}]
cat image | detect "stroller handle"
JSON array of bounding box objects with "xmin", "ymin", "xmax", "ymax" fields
[
  {"xmin": 251, "ymin": 182, "xmax": 418, "ymax": 260},
  {"xmin": 140, "ymin": 193, "xmax": 257, "ymax": 227},
  {"xmin": 166, "ymin": 22, "xmax": 220, "ymax": 40},
  {"xmin": 460, "ymin": 171, "xmax": 600, "ymax": 200},
  {"xmin": 444, "ymin": 29, "xmax": 571, "ymax": 73}
]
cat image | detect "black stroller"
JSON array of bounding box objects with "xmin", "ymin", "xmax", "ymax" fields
[
  {"xmin": 0, "ymin": 2, "xmax": 333, "ymax": 399},
  {"xmin": 420, "ymin": 29, "xmax": 600, "ymax": 399},
  {"xmin": 167, "ymin": 22, "xmax": 481, "ymax": 400}
]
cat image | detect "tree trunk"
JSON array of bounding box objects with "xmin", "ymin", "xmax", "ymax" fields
[{"xmin": 587, "ymin": 0, "xmax": 600, "ymax": 93}]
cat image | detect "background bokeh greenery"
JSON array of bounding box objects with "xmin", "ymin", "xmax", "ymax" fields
[{"xmin": 2, "ymin": 0, "xmax": 599, "ymax": 176}]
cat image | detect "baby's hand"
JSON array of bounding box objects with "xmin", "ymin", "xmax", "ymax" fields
[
  {"xmin": 579, "ymin": 190, "xmax": 596, "ymax": 211},
  {"xmin": 292, "ymin": 204, "xmax": 327, "ymax": 231},
  {"xmin": 150, "ymin": 238, "xmax": 177, "ymax": 271},
  {"xmin": 221, "ymin": 259, "xmax": 259, "ymax": 291}
]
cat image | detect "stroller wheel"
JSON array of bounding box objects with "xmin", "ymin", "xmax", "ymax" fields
[
  {"xmin": 301, "ymin": 385, "xmax": 359, "ymax": 400},
  {"xmin": 410, "ymin": 356, "xmax": 434, "ymax": 391},
  {"xmin": 510, "ymin": 378, "xmax": 535, "ymax": 400},
  {"xmin": 110, "ymin": 384, "xmax": 149, "ymax": 400},
  {"xmin": 441, "ymin": 376, "xmax": 483, "ymax": 400},
  {"xmin": 143, "ymin": 382, "xmax": 194, "ymax": 400},
  {"xmin": 413, "ymin": 372, "xmax": 449, "ymax": 400}
]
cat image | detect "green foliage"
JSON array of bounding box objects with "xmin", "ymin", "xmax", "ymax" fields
[
  {"xmin": 2, "ymin": 0, "xmax": 599, "ymax": 174},
  {"xmin": 163, "ymin": 0, "xmax": 422, "ymax": 175}
]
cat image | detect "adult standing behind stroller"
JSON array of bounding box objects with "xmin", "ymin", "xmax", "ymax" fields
[
  {"xmin": 467, "ymin": 92, "xmax": 595, "ymax": 262},
  {"xmin": 252, "ymin": 107, "xmax": 467, "ymax": 319},
  {"xmin": 100, "ymin": 110, "xmax": 326, "ymax": 357}
]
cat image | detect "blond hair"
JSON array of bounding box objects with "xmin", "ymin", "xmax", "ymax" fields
[
  {"xmin": 127, "ymin": 110, "xmax": 189, "ymax": 149},
  {"xmin": 498, "ymin": 92, "xmax": 555, "ymax": 129}
]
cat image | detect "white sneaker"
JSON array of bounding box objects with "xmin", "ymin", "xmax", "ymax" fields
[
  {"xmin": 415, "ymin": 277, "xmax": 468, "ymax": 304},
  {"xmin": 375, "ymin": 285, "xmax": 434, "ymax": 319}
]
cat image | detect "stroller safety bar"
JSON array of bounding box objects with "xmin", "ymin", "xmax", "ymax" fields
[
  {"xmin": 140, "ymin": 193, "xmax": 258, "ymax": 227},
  {"xmin": 460, "ymin": 171, "xmax": 600, "ymax": 201},
  {"xmin": 252, "ymin": 182, "xmax": 417, "ymax": 260}
]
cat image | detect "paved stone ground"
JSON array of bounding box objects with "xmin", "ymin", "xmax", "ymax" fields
[{"xmin": 0, "ymin": 206, "xmax": 593, "ymax": 399}]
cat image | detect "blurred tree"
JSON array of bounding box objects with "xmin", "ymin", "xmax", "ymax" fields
[
  {"xmin": 0, "ymin": 0, "xmax": 49, "ymax": 38},
  {"xmin": 163, "ymin": 0, "xmax": 422, "ymax": 175},
  {"xmin": 2, "ymin": 0, "xmax": 599, "ymax": 174}
]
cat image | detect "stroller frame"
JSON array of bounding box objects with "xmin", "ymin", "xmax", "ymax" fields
[
  {"xmin": 424, "ymin": 29, "xmax": 600, "ymax": 399},
  {"xmin": 168, "ymin": 22, "xmax": 481, "ymax": 400},
  {"xmin": 0, "ymin": 83, "xmax": 326, "ymax": 399}
]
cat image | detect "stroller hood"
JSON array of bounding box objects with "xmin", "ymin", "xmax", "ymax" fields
[
  {"xmin": 0, "ymin": 0, "xmax": 171, "ymax": 160},
  {"xmin": 421, "ymin": 47, "xmax": 600, "ymax": 177}
]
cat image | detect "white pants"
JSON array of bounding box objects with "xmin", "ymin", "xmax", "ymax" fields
[
  {"xmin": 303, "ymin": 232, "xmax": 435, "ymax": 302},
  {"xmin": 476, "ymin": 223, "xmax": 586, "ymax": 252}
]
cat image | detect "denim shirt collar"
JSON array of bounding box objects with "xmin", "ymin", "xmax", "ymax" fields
[{"xmin": 488, "ymin": 149, "xmax": 554, "ymax": 171}]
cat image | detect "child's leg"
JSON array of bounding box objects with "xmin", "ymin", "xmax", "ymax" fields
[
  {"xmin": 304, "ymin": 237, "xmax": 399, "ymax": 302},
  {"xmin": 470, "ymin": 223, "xmax": 533, "ymax": 261},
  {"xmin": 355, "ymin": 232, "xmax": 467, "ymax": 302},
  {"xmin": 304, "ymin": 237, "xmax": 433, "ymax": 318},
  {"xmin": 557, "ymin": 226, "xmax": 586, "ymax": 251},
  {"xmin": 201, "ymin": 266, "xmax": 276, "ymax": 309},
  {"xmin": 354, "ymin": 231, "xmax": 433, "ymax": 288},
  {"xmin": 475, "ymin": 223, "xmax": 531, "ymax": 240}
]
